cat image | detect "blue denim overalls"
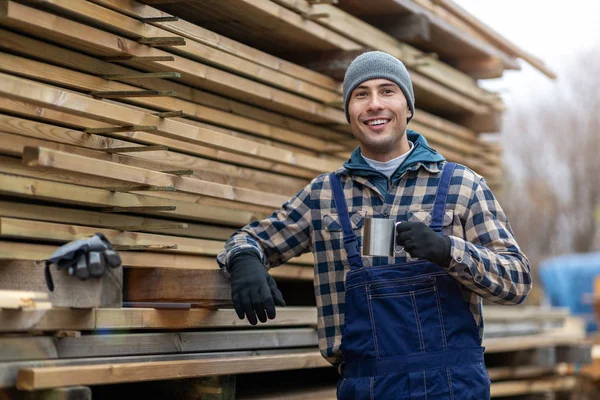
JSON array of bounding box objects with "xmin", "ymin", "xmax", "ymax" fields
[{"xmin": 330, "ymin": 162, "xmax": 490, "ymax": 399}]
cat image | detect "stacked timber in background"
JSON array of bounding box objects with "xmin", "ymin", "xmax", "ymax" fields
[{"xmin": 1, "ymin": 0, "xmax": 591, "ymax": 398}]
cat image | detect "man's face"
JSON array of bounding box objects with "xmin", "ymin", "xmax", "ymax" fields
[{"xmin": 347, "ymin": 79, "xmax": 412, "ymax": 159}]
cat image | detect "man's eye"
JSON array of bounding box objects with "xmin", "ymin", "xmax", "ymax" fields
[
  {"xmin": 355, "ymin": 92, "xmax": 367, "ymax": 98},
  {"xmin": 383, "ymin": 89, "xmax": 394, "ymax": 94}
]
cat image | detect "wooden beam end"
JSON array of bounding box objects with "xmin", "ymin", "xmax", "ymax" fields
[
  {"xmin": 21, "ymin": 146, "xmax": 41, "ymax": 167},
  {"xmin": 16, "ymin": 368, "xmax": 35, "ymax": 391}
]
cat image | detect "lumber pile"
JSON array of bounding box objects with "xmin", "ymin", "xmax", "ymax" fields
[
  {"xmin": 0, "ymin": 0, "xmax": 559, "ymax": 397},
  {"xmin": 0, "ymin": 305, "xmax": 589, "ymax": 398}
]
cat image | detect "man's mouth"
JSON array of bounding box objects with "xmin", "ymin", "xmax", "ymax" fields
[{"xmin": 363, "ymin": 118, "xmax": 390, "ymax": 127}]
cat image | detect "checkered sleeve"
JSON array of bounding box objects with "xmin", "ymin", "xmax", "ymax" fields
[
  {"xmin": 448, "ymin": 176, "xmax": 532, "ymax": 305},
  {"xmin": 217, "ymin": 183, "xmax": 313, "ymax": 278}
]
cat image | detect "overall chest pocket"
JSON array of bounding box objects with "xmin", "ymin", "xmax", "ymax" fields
[
  {"xmin": 368, "ymin": 275, "xmax": 447, "ymax": 357},
  {"xmin": 369, "ymin": 275, "xmax": 436, "ymax": 298}
]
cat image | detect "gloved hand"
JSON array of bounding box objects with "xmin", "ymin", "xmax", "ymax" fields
[
  {"xmin": 44, "ymin": 233, "xmax": 122, "ymax": 291},
  {"xmin": 229, "ymin": 251, "xmax": 286, "ymax": 325},
  {"xmin": 396, "ymin": 222, "xmax": 452, "ymax": 268}
]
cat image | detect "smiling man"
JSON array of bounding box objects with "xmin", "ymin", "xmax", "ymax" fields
[{"xmin": 217, "ymin": 51, "xmax": 531, "ymax": 399}]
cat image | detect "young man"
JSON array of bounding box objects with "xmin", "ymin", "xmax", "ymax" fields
[{"xmin": 217, "ymin": 51, "xmax": 531, "ymax": 399}]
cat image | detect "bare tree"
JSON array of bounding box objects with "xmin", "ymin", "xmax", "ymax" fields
[{"xmin": 499, "ymin": 45, "xmax": 600, "ymax": 296}]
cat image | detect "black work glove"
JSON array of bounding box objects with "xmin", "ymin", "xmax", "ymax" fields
[
  {"xmin": 396, "ymin": 222, "xmax": 452, "ymax": 268},
  {"xmin": 229, "ymin": 251, "xmax": 286, "ymax": 325},
  {"xmin": 44, "ymin": 233, "xmax": 122, "ymax": 291}
]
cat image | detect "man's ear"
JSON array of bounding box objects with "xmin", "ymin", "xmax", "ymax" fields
[{"xmin": 407, "ymin": 108, "xmax": 412, "ymax": 118}]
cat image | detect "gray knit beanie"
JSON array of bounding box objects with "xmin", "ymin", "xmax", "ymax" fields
[{"xmin": 343, "ymin": 51, "xmax": 415, "ymax": 123}]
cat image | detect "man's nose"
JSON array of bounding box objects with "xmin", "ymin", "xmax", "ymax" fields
[{"xmin": 365, "ymin": 93, "xmax": 383, "ymax": 112}]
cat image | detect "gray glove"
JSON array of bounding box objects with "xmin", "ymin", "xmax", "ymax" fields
[{"xmin": 44, "ymin": 233, "xmax": 122, "ymax": 291}]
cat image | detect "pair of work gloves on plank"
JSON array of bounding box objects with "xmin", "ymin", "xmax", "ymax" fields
[
  {"xmin": 231, "ymin": 221, "xmax": 451, "ymax": 325},
  {"xmin": 44, "ymin": 233, "xmax": 122, "ymax": 291}
]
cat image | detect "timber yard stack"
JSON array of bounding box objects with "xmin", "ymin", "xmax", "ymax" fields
[{"xmin": 0, "ymin": 0, "xmax": 591, "ymax": 398}]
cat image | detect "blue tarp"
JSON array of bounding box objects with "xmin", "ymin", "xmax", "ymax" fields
[{"xmin": 539, "ymin": 253, "xmax": 600, "ymax": 333}]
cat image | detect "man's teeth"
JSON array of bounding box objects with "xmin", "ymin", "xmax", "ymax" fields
[{"xmin": 366, "ymin": 119, "xmax": 389, "ymax": 126}]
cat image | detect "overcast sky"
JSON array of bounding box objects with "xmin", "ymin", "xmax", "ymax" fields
[{"xmin": 453, "ymin": 0, "xmax": 600, "ymax": 106}]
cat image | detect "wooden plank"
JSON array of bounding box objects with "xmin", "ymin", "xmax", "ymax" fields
[
  {"xmin": 0, "ymin": 113, "xmax": 316, "ymax": 190},
  {"xmin": 152, "ymin": 0, "xmax": 362, "ymax": 54},
  {"xmin": 99, "ymin": 307, "xmax": 318, "ymax": 330},
  {"xmin": 0, "ymin": 289, "xmax": 48, "ymax": 302},
  {"xmin": 0, "ymin": 216, "xmax": 314, "ymax": 266},
  {"xmin": 0, "ymin": 174, "xmax": 258, "ymax": 226},
  {"xmin": 36, "ymin": 0, "xmax": 340, "ymax": 105},
  {"xmin": 0, "ymin": 200, "xmax": 232, "ymax": 240},
  {"xmin": 490, "ymin": 376, "xmax": 577, "ymax": 397},
  {"xmin": 483, "ymin": 306, "xmax": 570, "ymax": 323},
  {"xmin": 0, "ymin": 348, "xmax": 325, "ymax": 388},
  {"xmin": 294, "ymin": 1, "xmax": 504, "ymax": 110},
  {"xmin": 376, "ymin": 13, "xmax": 432, "ymax": 42},
  {"xmin": 487, "ymin": 366, "xmax": 556, "ymax": 381},
  {"xmin": 0, "ymin": 154, "xmax": 276, "ymax": 217},
  {"xmin": 0, "ymin": 308, "xmax": 95, "ymax": 333},
  {"xmin": 0, "ymin": 206, "xmax": 192, "ymax": 237},
  {"xmin": 22, "ymin": 147, "xmax": 289, "ymax": 208},
  {"xmin": 484, "ymin": 334, "xmax": 589, "ymax": 354},
  {"xmin": 0, "ymin": 240, "xmax": 314, "ymax": 278},
  {"xmin": 16, "ymin": 350, "xmax": 329, "ymax": 390},
  {"xmin": 0, "ymin": 307, "xmax": 316, "ymax": 332},
  {"xmin": 123, "ymin": 267, "xmax": 312, "ymax": 305},
  {"xmin": 293, "ymin": 49, "xmax": 365, "ymax": 81},
  {"xmin": 0, "ymin": 290, "xmax": 48, "ymax": 309},
  {"xmin": 0, "ymin": 217, "xmax": 213, "ymax": 255},
  {"xmin": 154, "ymin": 110, "xmax": 183, "ymax": 118},
  {"xmin": 18, "ymin": 148, "xmax": 289, "ymax": 209},
  {"xmin": 454, "ymin": 56, "xmax": 505, "ymax": 80},
  {"xmin": 0, "ymin": 260, "xmax": 122, "ymax": 309},
  {"xmin": 0, "ymin": 110, "xmax": 311, "ymax": 193},
  {"xmin": 55, "ymin": 328, "xmax": 317, "ymax": 358},
  {"xmin": 0, "ymin": 337, "xmax": 57, "ymax": 362},
  {"xmin": 0, "ymin": 29, "xmax": 349, "ymax": 146},
  {"xmin": 123, "ymin": 268, "xmax": 229, "ymax": 306},
  {"xmin": 90, "ymin": 0, "xmax": 342, "ymax": 93},
  {"xmin": 0, "ymin": 73, "xmax": 340, "ymax": 174},
  {"xmin": 0, "ymin": 1, "xmax": 347, "ymax": 125},
  {"xmin": 352, "ymin": 1, "xmax": 519, "ymax": 77}
]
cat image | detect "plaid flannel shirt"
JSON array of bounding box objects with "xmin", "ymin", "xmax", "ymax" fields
[{"xmin": 217, "ymin": 137, "xmax": 531, "ymax": 366}]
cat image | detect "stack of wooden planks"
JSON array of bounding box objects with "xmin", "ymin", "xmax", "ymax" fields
[
  {"xmin": 1, "ymin": 305, "xmax": 589, "ymax": 398},
  {"xmin": 0, "ymin": 0, "xmax": 559, "ymax": 397}
]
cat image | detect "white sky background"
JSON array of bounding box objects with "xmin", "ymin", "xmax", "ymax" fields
[{"xmin": 453, "ymin": 0, "xmax": 600, "ymax": 107}]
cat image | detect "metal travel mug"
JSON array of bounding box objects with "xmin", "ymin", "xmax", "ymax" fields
[{"xmin": 362, "ymin": 218, "xmax": 403, "ymax": 257}]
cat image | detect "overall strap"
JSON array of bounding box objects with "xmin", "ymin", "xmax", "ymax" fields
[
  {"xmin": 430, "ymin": 162, "xmax": 456, "ymax": 232},
  {"xmin": 329, "ymin": 173, "xmax": 364, "ymax": 270}
]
